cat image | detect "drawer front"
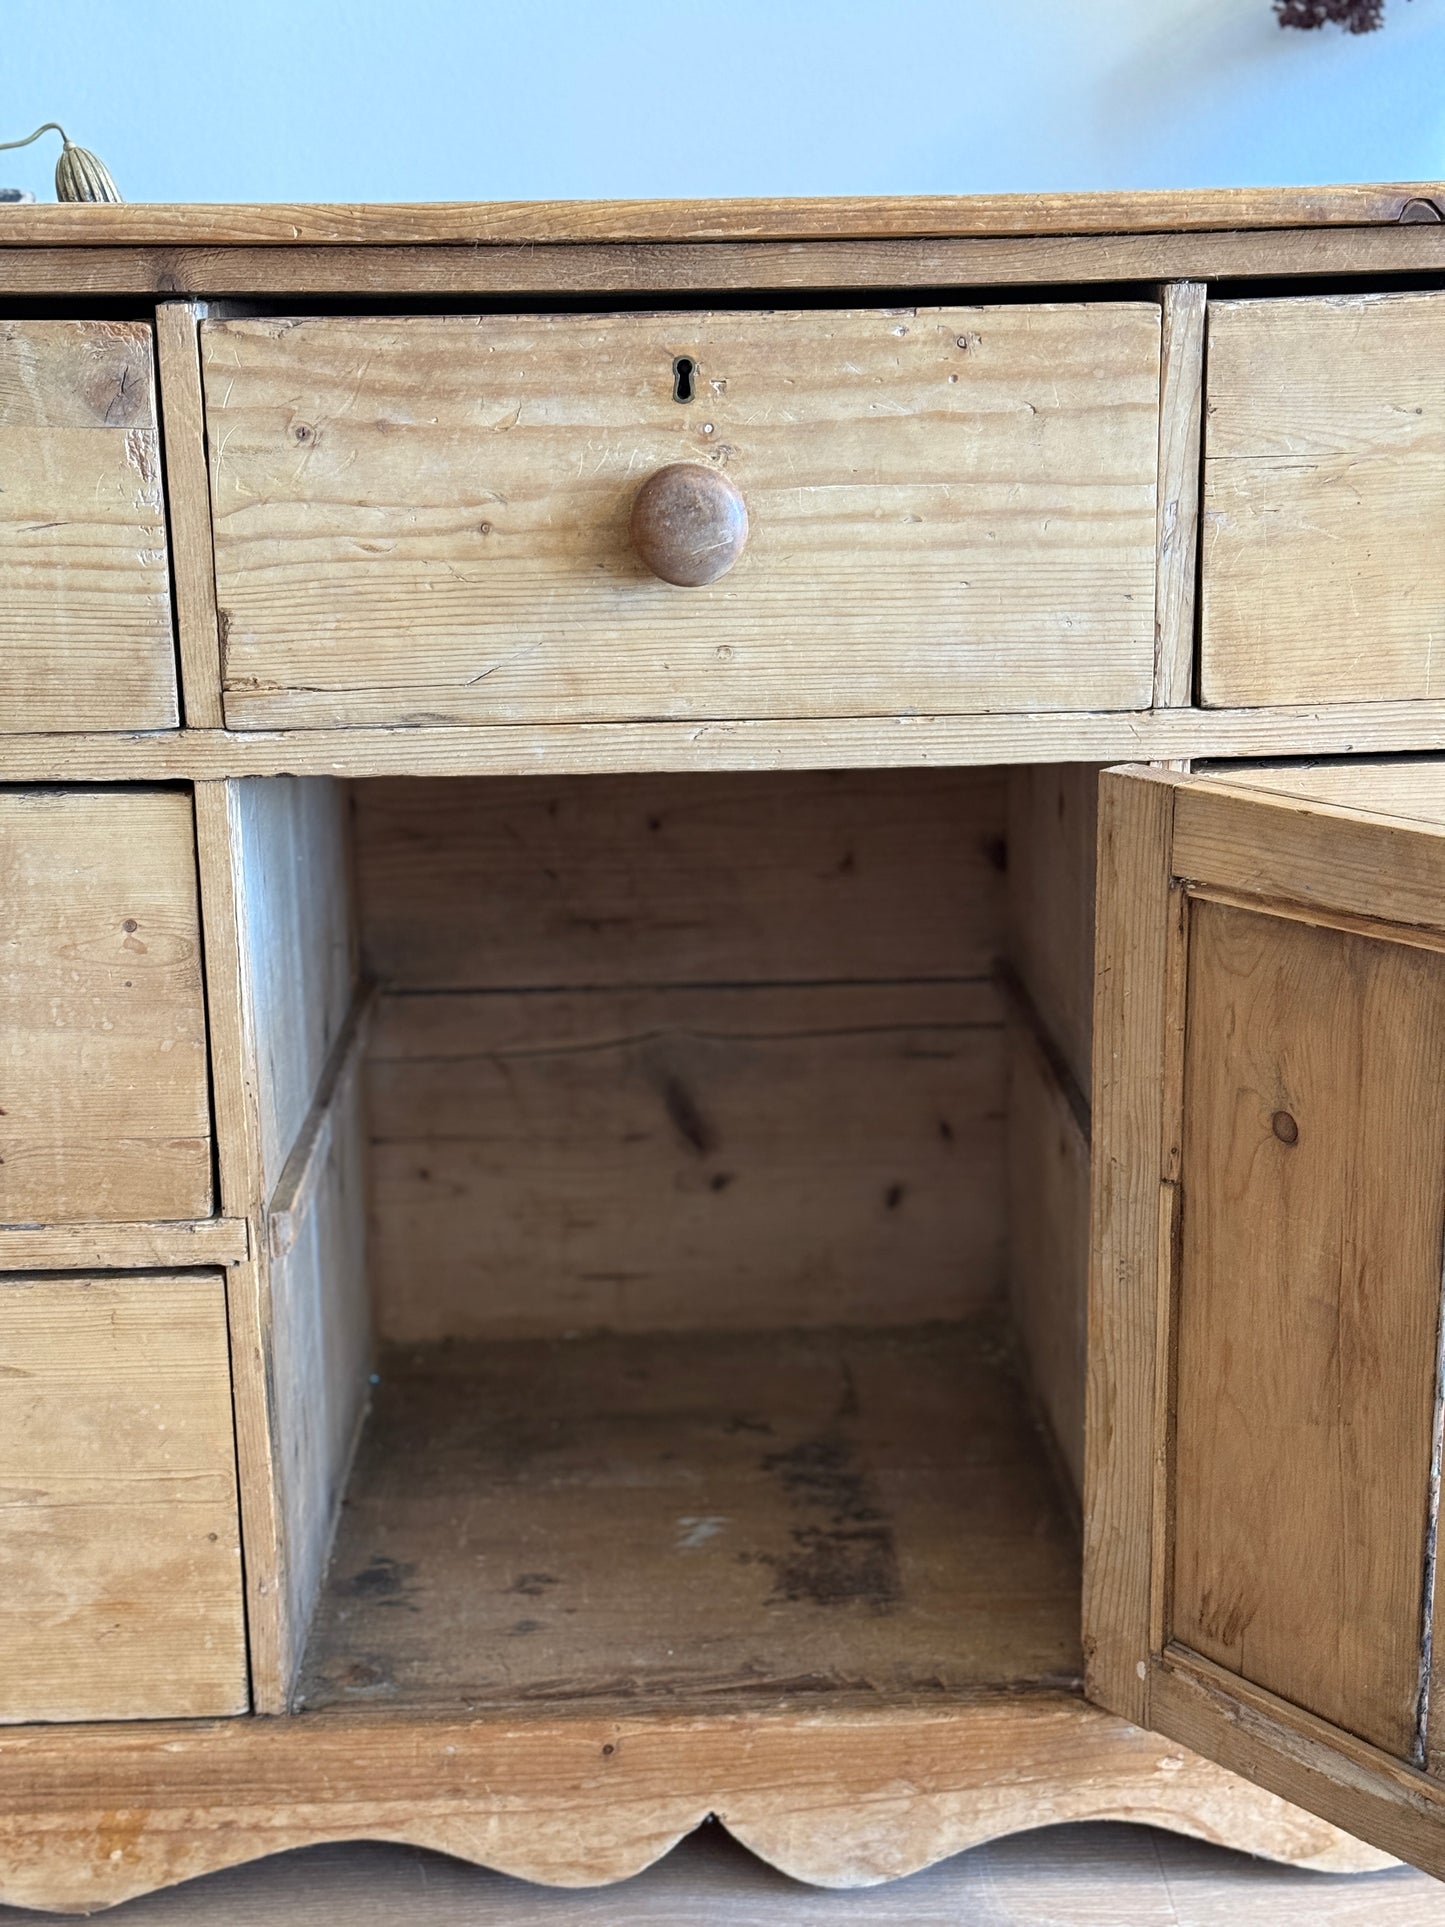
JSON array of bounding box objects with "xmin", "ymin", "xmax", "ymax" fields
[
  {"xmin": 1203, "ymin": 291, "xmax": 1445, "ymax": 707},
  {"xmin": 0, "ymin": 789, "xmax": 213, "ymax": 1223},
  {"xmin": 0, "ymin": 1271, "xmax": 247, "ymax": 1721},
  {"xmin": 0, "ymin": 321, "xmax": 177, "ymax": 732},
  {"xmin": 204, "ymin": 306, "xmax": 1161, "ymax": 730}
]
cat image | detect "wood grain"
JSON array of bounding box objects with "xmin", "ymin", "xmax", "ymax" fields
[
  {"xmin": 354, "ymin": 768, "xmax": 1005, "ymax": 992},
  {"xmin": 266, "ymin": 1023, "xmax": 371, "ymax": 1703},
  {"xmin": 1203, "ymin": 293, "xmax": 1445, "ymax": 708},
  {"xmin": 0, "ymin": 1691, "xmax": 1384, "ymax": 1912},
  {"xmin": 1154, "ymin": 282, "xmax": 1206, "ymax": 708},
  {"xmin": 1172, "ymin": 780, "xmax": 1445, "ymax": 936},
  {"xmin": 22, "ymin": 699, "xmax": 1445, "ymax": 786},
  {"xmin": 0, "ymin": 184, "xmax": 1437, "ymax": 246},
  {"xmin": 298, "ymin": 1320, "xmax": 1077, "ymax": 1715},
  {"xmin": 0, "ymin": 1217, "xmax": 247, "ymax": 1270},
  {"xmin": 154, "ymin": 302, "xmax": 225, "ymax": 728},
  {"xmin": 0, "ymin": 1822, "xmax": 1414, "ymax": 1927},
  {"xmin": 1006, "ymin": 764, "xmax": 1099, "ymax": 1102},
  {"xmin": 0, "ymin": 787, "xmax": 212, "ymax": 1223},
  {"xmin": 1090, "ymin": 762, "xmax": 1445, "ymax": 1872},
  {"xmin": 367, "ymin": 982, "xmax": 1004, "ymax": 1341},
  {"xmin": 203, "ymin": 306, "xmax": 1159, "ymax": 730},
  {"xmin": 1152, "ymin": 1653, "xmax": 1445, "ymax": 1884},
  {"xmin": 0, "ymin": 320, "xmax": 177, "ymax": 733},
  {"xmin": 192, "ymin": 780, "xmax": 289, "ymax": 1707},
  {"xmin": 1007, "ymin": 1015, "xmax": 1091, "ymax": 1501},
  {"xmin": 233, "ymin": 778, "xmax": 357, "ymax": 1199},
  {"xmin": 1172, "ymin": 899, "xmax": 1445, "ymax": 1759},
  {"xmin": 268, "ymin": 991, "xmax": 373, "ymax": 1259},
  {"xmin": 1082, "ymin": 766, "xmax": 1178, "ymax": 1724},
  {"xmin": 0, "ymin": 227, "xmax": 1438, "ymax": 303},
  {"xmin": 0, "ymin": 1271, "xmax": 247, "ymax": 1723},
  {"xmin": 1204, "ymin": 759, "xmax": 1445, "ymax": 827},
  {"xmin": 201, "ymin": 776, "xmax": 360, "ymax": 1704}
]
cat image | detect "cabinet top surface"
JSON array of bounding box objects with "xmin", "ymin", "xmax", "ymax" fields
[{"xmin": 2, "ymin": 183, "xmax": 1442, "ymax": 247}]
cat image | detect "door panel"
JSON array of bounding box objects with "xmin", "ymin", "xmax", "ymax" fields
[
  {"xmin": 1086, "ymin": 760, "xmax": 1445, "ymax": 1874},
  {"xmin": 1175, "ymin": 897, "xmax": 1445, "ymax": 1758}
]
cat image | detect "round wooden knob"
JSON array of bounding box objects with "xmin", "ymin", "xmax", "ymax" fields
[{"xmin": 630, "ymin": 463, "xmax": 748, "ymax": 587}]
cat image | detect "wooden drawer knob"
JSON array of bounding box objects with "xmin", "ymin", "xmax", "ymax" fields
[{"xmin": 630, "ymin": 463, "xmax": 748, "ymax": 586}]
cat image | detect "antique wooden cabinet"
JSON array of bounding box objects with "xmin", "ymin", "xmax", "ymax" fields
[{"xmin": 6, "ymin": 188, "xmax": 1445, "ymax": 1908}]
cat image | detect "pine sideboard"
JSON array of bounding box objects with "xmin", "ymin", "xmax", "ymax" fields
[{"xmin": 6, "ymin": 188, "xmax": 1445, "ymax": 1908}]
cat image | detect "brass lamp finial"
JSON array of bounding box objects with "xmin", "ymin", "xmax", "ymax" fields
[{"xmin": 0, "ymin": 123, "xmax": 121, "ymax": 203}]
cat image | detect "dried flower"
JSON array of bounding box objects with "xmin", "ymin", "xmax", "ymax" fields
[{"xmin": 1276, "ymin": 0, "xmax": 1390, "ymax": 29}]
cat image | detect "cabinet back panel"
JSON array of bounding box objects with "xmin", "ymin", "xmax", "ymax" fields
[
  {"xmin": 355, "ymin": 768, "xmax": 1007, "ymax": 1338},
  {"xmin": 369, "ymin": 980, "xmax": 1003, "ymax": 1341},
  {"xmin": 354, "ymin": 769, "xmax": 1005, "ymax": 991}
]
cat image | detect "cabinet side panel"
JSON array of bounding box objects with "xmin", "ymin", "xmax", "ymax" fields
[
  {"xmin": 1173, "ymin": 898, "xmax": 1445, "ymax": 1760},
  {"xmin": 269, "ymin": 1050, "xmax": 371, "ymax": 1664},
  {"xmin": 1007, "ymin": 1018, "xmax": 1090, "ymax": 1499},
  {"xmin": 1006, "ymin": 764, "xmax": 1099, "ymax": 1101},
  {"xmin": 234, "ymin": 777, "xmax": 357, "ymax": 1199}
]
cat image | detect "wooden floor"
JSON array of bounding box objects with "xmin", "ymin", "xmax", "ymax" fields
[
  {"xmin": 7, "ymin": 1822, "xmax": 1438, "ymax": 1923},
  {"xmin": 297, "ymin": 1319, "xmax": 1082, "ymax": 1713}
]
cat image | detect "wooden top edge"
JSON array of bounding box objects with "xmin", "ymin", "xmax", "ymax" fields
[{"xmin": 0, "ymin": 185, "xmax": 1441, "ymax": 247}]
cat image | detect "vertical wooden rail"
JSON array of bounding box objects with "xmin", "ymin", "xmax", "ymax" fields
[
  {"xmin": 154, "ymin": 300, "xmax": 226, "ymax": 729},
  {"xmin": 1082, "ymin": 766, "xmax": 1178, "ymax": 1726},
  {"xmin": 194, "ymin": 778, "xmax": 290, "ymax": 1709},
  {"xmin": 1153, "ymin": 282, "xmax": 1207, "ymax": 711},
  {"xmin": 1424, "ymin": 1246, "xmax": 1445, "ymax": 1772}
]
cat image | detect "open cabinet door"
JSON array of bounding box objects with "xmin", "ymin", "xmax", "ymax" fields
[{"xmin": 1085, "ymin": 759, "xmax": 1445, "ymax": 1875}]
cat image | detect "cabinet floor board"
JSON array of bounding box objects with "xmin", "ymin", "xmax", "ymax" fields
[{"xmin": 296, "ymin": 1317, "xmax": 1082, "ymax": 1716}]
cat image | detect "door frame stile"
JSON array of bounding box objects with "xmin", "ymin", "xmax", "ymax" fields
[{"xmin": 1083, "ymin": 764, "xmax": 1178, "ymax": 1726}]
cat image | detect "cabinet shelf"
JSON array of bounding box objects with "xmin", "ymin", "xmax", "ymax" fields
[{"xmin": 297, "ymin": 1317, "xmax": 1080, "ymax": 1718}]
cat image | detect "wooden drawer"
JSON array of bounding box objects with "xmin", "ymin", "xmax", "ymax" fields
[
  {"xmin": 0, "ymin": 1271, "xmax": 247, "ymax": 1721},
  {"xmin": 0, "ymin": 321, "xmax": 177, "ymax": 732},
  {"xmin": 1202, "ymin": 292, "xmax": 1445, "ymax": 707},
  {"xmin": 203, "ymin": 306, "xmax": 1162, "ymax": 730},
  {"xmin": 0, "ymin": 788, "xmax": 213, "ymax": 1223}
]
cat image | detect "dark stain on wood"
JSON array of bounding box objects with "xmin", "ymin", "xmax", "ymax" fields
[
  {"xmin": 660, "ymin": 1072, "xmax": 716, "ymax": 1157},
  {"xmin": 296, "ymin": 1324, "xmax": 1081, "ymax": 1715}
]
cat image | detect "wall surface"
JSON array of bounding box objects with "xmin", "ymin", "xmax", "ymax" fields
[{"xmin": 2, "ymin": 0, "xmax": 1442, "ymax": 204}]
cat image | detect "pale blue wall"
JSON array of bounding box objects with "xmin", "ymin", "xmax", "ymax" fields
[{"xmin": 4, "ymin": 0, "xmax": 1443, "ymax": 203}]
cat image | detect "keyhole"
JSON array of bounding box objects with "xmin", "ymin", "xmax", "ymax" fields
[{"xmin": 673, "ymin": 356, "xmax": 696, "ymax": 403}]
